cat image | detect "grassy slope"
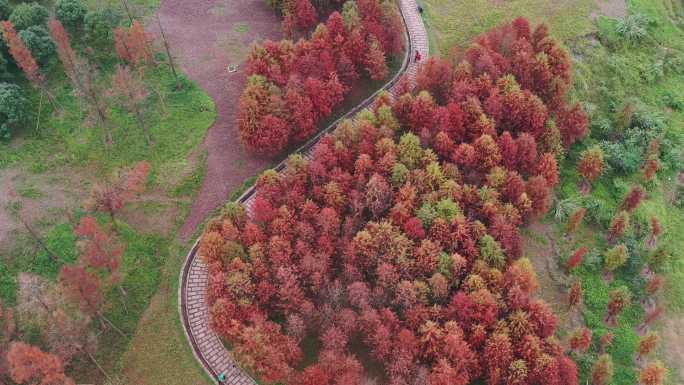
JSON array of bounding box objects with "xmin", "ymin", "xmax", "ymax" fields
[
  {"xmin": 421, "ymin": 0, "xmax": 596, "ymax": 56},
  {"xmin": 422, "ymin": 0, "xmax": 684, "ymax": 384},
  {"xmin": 0, "ymin": 47, "xmax": 215, "ymax": 385}
]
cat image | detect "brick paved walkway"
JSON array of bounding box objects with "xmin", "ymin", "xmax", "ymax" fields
[{"xmin": 179, "ymin": 1, "xmax": 429, "ymax": 383}]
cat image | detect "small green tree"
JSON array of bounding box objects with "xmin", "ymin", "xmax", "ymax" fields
[
  {"xmin": 9, "ymin": 3, "xmax": 48, "ymax": 30},
  {"xmin": 0, "ymin": 82, "xmax": 30, "ymax": 140},
  {"xmin": 603, "ymin": 244, "xmax": 628, "ymax": 273},
  {"xmin": 0, "ymin": 0, "xmax": 11, "ymax": 20},
  {"xmin": 56, "ymin": 0, "xmax": 87, "ymax": 31},
  {"xmin": 83, "ymin": 8, "xmax": 121, "ymax": 48},
  {"xmin": 18, "ymin": 25, "xmax": 54, "ymax": 64},
  {"xmin": 479, "ymin": 234, "xmax": 505, "ymax": 269}
]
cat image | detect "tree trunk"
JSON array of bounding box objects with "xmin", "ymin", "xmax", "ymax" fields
[
  {"xmin": 80, "ymin": 346, "xmax": 111, "ymax": 380},
  {"xmin": 134, "ymin": 107, "xmax": 152, "ymax": 145},
  {"xmin": 156, "ymin": 16, "xmax": 181, "ymax": 90},
  {"xmin": 20, "ymin": 216, "xmax": 62, "ymax": 263},
  {"xmin": 100, "ymin": 314, "xmax": 127, "ymax": 338},
  {"xmin": 120, "ymin": 0, "xmax": 134, "ymax": 24}
]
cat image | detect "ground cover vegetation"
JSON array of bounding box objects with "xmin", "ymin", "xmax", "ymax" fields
[
  {"xmin": 0, "ymin": 0, "xmax": 214, "ymax": 383},
  {"xmin": 238, "ymin": 0, "xmax": 404, "ymax": 156},
  {"xmin": 420, "ymin": 0, "xmax": 684, "ymax": 383},
  {"xmin": 201, "ymin": 18, "xmax": 593, "ymax": 385}
]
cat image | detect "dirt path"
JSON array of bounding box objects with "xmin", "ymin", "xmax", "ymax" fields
[{"xmin": 156, "ymin": 0, "xmax": 282, "ymax": 240}]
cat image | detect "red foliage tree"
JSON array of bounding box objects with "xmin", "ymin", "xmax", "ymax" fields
[
  {"xmin": 566, "ymin": 246, "xmax": 588, "ymax": 272},
  {"xmin": 639, "ymin": 361, "xmax": 666, "ymax": 385},
  {"xmin": 568, "ymin": 280, "xmax": 582, "ymax": 308},
  {"xmin": 577, "ymin": 146, "xmax": 604, "ymax": 190},
  {"xmin": 607, "ymin": 210, "xmax": 630, "ymax": 244},
  {"xmin": 605, "ymin": 287, "xmax": 631, "ymax": 326},
  {"xmin": 568, "ymin": 327, "xmax": 591, "ymax": 354},
  {"xmin": 565, "ymin": 207, "xmax": 586, "ymax": 236},
  {"xmin": 621, "ymin": 185, "xmax": 645, "ymax": 213},
  {"xmin": 0, "ymin": 21, "xmax": 44, "ymax": 87},
  {"xmin": 647, "ymin": 216, "xmax": 661, "ymax": 249},
  {"xmin": 637, "ymin": 331, "xmax": 659, "ymax": 361},
  {"xmin": 6, "ymin": 342, "xmax": 75, "ymax": 385},
  {"xmin": 110, "ymin": 65, "xmax": 152, "ymax": 144},
  {"xmin": 87, "ymin": 161, "xmax": 151, "ymax": 222},
  {"xmin": 114, "ymin": 20, "xmax": 153, "ymax": 67},
  {"xmin": 591, "ymin": 354, "xmax": 613, "ymax": 385}
]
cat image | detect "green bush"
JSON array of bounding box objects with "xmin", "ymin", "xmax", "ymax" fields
[
  {"xmin": 0, "ymin": 0, "xmax": 11, "ymax": 20},
  {"xmin": 8, "ymin": 2, "xmax": 49, "ymax": 30},
  {"xmin": 0, "ymin": 82, "xmax": 30, "ymax": 140},
  {"xmin": 18, "ymin": 25, "xmax": 55, "ymax": 64},
  {"xmin": 616, "ymin": 14, "xmax": 649, "ymax": 42},
  {"xmin": 55, "ymin": 0, "xmax": 87, "ymax": 31},
  {"xmin": 83, "ymin": 8, "xmax": 122, "ymax": 48}
]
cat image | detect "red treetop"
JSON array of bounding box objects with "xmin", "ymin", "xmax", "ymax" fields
[
  {"xmin": 6, "ymin": 342, "xmax": 75, "ymax": 385},
  {"xmin": 0, "ymin": 21, "xmax": 44, "ymax": 86}
]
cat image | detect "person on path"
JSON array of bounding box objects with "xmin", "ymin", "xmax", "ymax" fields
[
  {"xmin": 217, "ymin": 372, "xmax": 226, "ymax": 384},
  {"xmin": 414, "ymin": 50, "xmax": 422, "ymax": 63}
]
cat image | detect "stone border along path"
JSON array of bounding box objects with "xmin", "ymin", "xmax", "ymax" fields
[{"xmin": 179, "ymin": 1, "xmax": 428, "ymax": 383}]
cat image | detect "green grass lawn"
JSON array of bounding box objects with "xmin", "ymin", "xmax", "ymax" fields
[{"xmin": 420, "ymin": 0, "xmax": 597, "ymax": 56}]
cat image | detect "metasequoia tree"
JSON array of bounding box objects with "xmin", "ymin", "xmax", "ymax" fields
[
  {"xmin": 567, "ymin": 280, "xmax": 582, "ymax": 309},
  {"xmin": 565, "ymin": 247, "xmax": 587, "ymax": 272},
  {"xmin": 113, "ymin": 20, "xmax": 153, "ymax": 67},
  {"xmin": 49, "ymin": 19, "xmax": 113, "ymax": 145},
  {"xmin": 577, "ymin": 146, "xmax": 604, "ymax": 192},
  {"xmin": 591, "ymin": 354, "xmax": 614, "ymax": 385},
  {"xmin": 605, "ymin": 287, "xmax": 631, "ymax": 326},
  {"xmin": 607, "ymin": 210, "xmax": 630, "ymax": 244},
  {"xmin": 639, "ymin": 361, "xmax": 666, "ymax": 385},
  {"xmin": 568, "ymin": 327, "xmax": 591, "ymax": 354},
  {"xmin": 599, "ymin": 332, "xmax": 614, "ymax": 354},
  {"xmin": 87, "ymin": 160, "xmax": 151, "ymax": 222},
  {"xmin": 603, "ymin": 244, "xmax": 628, "ymax": 277},
  {"xmin": 6, "ymin": 342, "xmax": 75, "ymax": 385},
  {"xmin": 60, "ymin": 215, "xmax": 126, "ymax": 342},
  {"xmin": 109, "ymin": 65, "xmax": 152, "ymax": 144},
  {"xmin": 565, "ymin": 207, "xmax": 586, "ymax": 236},
  {"xmin": 621, "ymin": 185, "xmax": 645, "ymax": 213},
  {"xmin": 636, "ymin": 332, "xmax": 659, "ymax": 362},
  {"xmin": 646, "ymin": 216, "xmax": 661, "ymax": 249},
  {"xmin": 0, "ymin": 21, "xmax": 56, "ymax": 107}
]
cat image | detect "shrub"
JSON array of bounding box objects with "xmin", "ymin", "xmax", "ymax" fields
[
  {"xmin": 55, "ymin": 0, "xmax": 87, "ymax": 31},
  {"xmin": 0, "ymin": 0, "xmax": 11, "ymax": 20},
  {"xmin": 83, "ymin": 8, "xmax": 121, "ymax": 48},
  {"xmin": 616, "ymin": 13, "xmax": 649, "ymax": 42},
  {"xmin": 8, "ymin": 3, "xmax": 48, "ymax": 31},
  {"xmin": 18, "ymin": 25, "xmax": 54, "ymax": 64},
  {"xmin": 0, "ymin": 82, "xmax": 30, "ymax": 140}
]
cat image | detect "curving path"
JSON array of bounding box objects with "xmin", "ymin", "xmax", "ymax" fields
[
  {"xmin": 157, "ymin": 0, "xmax": 283, "ymax": 241},
  {"xmin": 179, "ymin": 1, "xmax": 429, "ymax": 383}
]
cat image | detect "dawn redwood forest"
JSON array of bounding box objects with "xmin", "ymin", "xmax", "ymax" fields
[{"xmin": 0, "ymin": 0, "xmax": 683, "ymax": 384}]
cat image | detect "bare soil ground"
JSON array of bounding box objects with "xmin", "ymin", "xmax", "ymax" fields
[
  {"xmin": 661, "ymin": 316, "xmax": 684, "ymax": 383},
  {"xmin": 156, "ymin": 0, "xmax": 283, "ymax": 240},
  {"xmin": 523, "ymin": 222, "xmax": 584, "ymax": 334},
  {"xmin": 0, "ymin": 167, "xmax": 91, "ymax": 254},
  {"xmin": 592, "ymin": 0, "xmax": 628, "ymax": 19}
]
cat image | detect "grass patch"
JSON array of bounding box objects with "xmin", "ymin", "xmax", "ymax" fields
[{"xmin": 421, "ymin": 0, "xmax": 597, "ymax": 56}]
